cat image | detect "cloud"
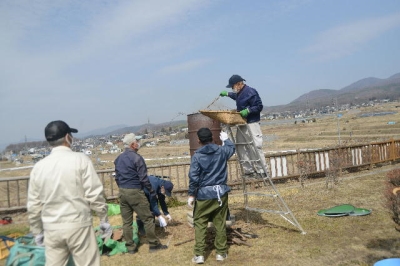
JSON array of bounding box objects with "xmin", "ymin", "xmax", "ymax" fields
[
  {"xmin": 159, "ymin": 58, "xmax": 212, "ymax": 75},
  {"xmin": 0, "ymin": 0, "xmax": 214, "ymax": 100},
  {"xmin": 302, "ymin": 12, "xmax": 400, "ymax": 61}
]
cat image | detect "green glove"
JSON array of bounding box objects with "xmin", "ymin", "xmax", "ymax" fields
[
  {"xmin": 220, "ymin": 91, "xmax": 228, "ymax": 97},
  {"xmin": 240, "ymin": 108, "xmax": 249, "ymax": 118}
]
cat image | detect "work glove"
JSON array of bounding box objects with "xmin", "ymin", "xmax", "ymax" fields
[
  {"xmin": 220, "ymin": 91, "xmax": 228, "ymax": 97},
  {"xmin": 158, "ymin": 216, "xmax": 167, "ymax": 227},
  {"xmin": 187, "ymin": 196, "xmax": 195, "ymax": 208},
  {"xmin": 100, "ymin": 222, "xmax": 111, "ymax": 232},
  {"xmin": 220, "ymin": 131, "xmax": 229, "ymax": 142},
  {"xmin": 240, "ymin": 108, "xmax": 250, "ymax": 118},
  {"xmin": 165, "ymin": 214, "xmax": 172, "ymax": 222},
  {"xmin": 100, "ymin": 222, "xmax": 113, "ymax": 239},
  {"xmin": 35, "ymin": 232, "xmax": 44, "ymax": 247}
]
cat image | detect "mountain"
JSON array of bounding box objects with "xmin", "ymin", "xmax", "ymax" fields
[
  {"xmin": 264, "ymin": 72, "xmax": 400, "ymax": 113},
  {"xmin": 103, "ymin": 120, "xmax": 187, "ymax": 136},
  {"xmin": 77, "ymin": 124, "xmax": 129, "ymax": 138}
]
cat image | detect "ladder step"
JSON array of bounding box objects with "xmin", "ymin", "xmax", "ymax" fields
[
  {"xmin": 238, "ymin": 159, "xmax": 261, "ymax": 163},
  {"xmin": 235, "ymin": 142, "xmax": 254, "ymax": 145},
  {"xmin": 245, "ymin": 207, "xmax": 289, "ymax": 215},
  {"xmin": 244, "ymin": 192, "xmax": 277, "ymax": 197}
]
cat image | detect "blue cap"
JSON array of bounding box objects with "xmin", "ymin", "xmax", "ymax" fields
[{"xmin": 226, "ymin": 75, "xmax": 246, "ymax": 88}]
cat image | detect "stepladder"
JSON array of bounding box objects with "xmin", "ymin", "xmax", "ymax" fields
[{"xmin": 224, "ymin": 123, "xmax": 306, "ymax": 234}]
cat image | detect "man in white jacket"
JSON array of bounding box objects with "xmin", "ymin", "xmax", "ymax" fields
[{"xmin": 27, "ymin": 120, "xmax": 109, "ymax": 266}]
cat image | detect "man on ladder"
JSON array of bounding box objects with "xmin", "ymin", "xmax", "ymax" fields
[
  {"xmin": 219, "ymin": 75, "xmax": 306, "ymax": 234},
  {"xmin": 220, "ymin": 74, "xmax": 267, "ymax": 176}
]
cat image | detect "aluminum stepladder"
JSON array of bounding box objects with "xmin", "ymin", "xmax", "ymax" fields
[{"xmin": 224, "ymin": 123, "xmax": 306, "ymax": 234}]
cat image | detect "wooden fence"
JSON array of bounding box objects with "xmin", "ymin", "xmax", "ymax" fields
[{"xmin": 1, "ymin": 139, "xmax": 400, "ymax": 213}]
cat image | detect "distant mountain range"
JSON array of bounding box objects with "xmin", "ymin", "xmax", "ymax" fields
[
  {"xmin": 82, "ymin": 120, "xmax": 187, "ymax": 138},
  {"xmin": 264, "ymin": 72, "xmax": 400, "ymax": 113}
]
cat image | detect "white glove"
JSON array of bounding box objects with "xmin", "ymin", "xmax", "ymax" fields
[
  {"xmin": 100, "ymin": 222, "xmax": 112, "ymax": 238},
  {"xmin": 165, "ymin": 214, "xmax": 172, "ymax": 221},
  {"xmin": 158, "ymin": 216, "xmax": 167, "ymax": 227},
  {"xmin": 100, "ymin": 221, "xmax": 111, "ymax": 230},
  {"xmin": 187, "ymin": 196, "xmax": 195, "ymax": 208},
  {"xmin": 35, "ymin": 233, "xmax": 44, "ymax": 246},
  {"xmin": 220, "ymin": 131, "xmax": 229, "ymax": 142}
]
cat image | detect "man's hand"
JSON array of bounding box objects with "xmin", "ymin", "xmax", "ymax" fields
[
  {"xmin": 187, "ymin": 196, "xmax": 195, "ymax": 208},
  {"xmin": 158, "ymin": 216, "xmax": 167, "ymax": 227},
  {"xmin": 220, "ymin": 131, "xmax": 229, "ymax": 142},
  {"xmin": 165, "ymin": 214, "xmax": 172, "ymax": 221},
  {"xmin": 220, "ymin": 91, "xmax": 228, "ymax": 97},
  {"xmin": 240, "ymin": 108, "xmax": 250, "ymax": 118},
  {"xmin": 35, "ymin": 232, "xmax": 44, "ymax": 246}
]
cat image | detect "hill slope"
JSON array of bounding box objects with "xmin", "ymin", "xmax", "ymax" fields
[{"xmin": 265, "ymin": 72, "xmax": 400, "ymax": 113}]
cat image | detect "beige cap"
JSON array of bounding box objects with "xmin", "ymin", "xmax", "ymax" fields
[{"xmin": 123, "ymin": 133, "xmax": 137, "ymax": 146}]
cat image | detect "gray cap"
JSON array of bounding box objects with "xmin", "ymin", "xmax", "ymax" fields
[{"xmin": 123, "ymin": 133, "xmax": 137, "ymax": 146}]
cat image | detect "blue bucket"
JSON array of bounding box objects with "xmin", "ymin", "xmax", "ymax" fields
[{"xmin": 374, "ymin": 258, "xmax": 400, "ymax": 266}]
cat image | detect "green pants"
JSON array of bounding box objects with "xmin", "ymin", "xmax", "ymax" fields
[
  {"xmin": 119, "ymin": 188, "xmax": 160, "ymax": 250},
  {"xmin": 193, "ymin": 194, "xmax": 228, "ymax": 256}
]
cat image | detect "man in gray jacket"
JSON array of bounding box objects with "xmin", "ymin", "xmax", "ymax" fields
[
  {"xmin": 28, "ymin": 120, "xmax": 110, "ymax": 266},
  {"xmin": 188, "ymin": 128, "xmax": 235, "ymax": 264}
]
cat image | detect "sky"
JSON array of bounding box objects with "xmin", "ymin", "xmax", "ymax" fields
[{"xmin": 1, "ymin": 0, "xmax": 400, "ymax": 147}]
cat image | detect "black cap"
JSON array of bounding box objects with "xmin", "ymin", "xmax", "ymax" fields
[
  {"xmin": 226, "ymin": 74, "xmax": 246, "ymax": 88},
  {"xmin": 197, "ymin": 127, "xmax": 213, "ymax": 143},
  {"xmin": 45, "ymin": 120, "xmax": 78, "ymax": 141}
]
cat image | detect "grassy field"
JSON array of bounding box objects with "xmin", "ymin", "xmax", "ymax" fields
[{"xmin": 1, "ymin": 102, "xmax": 400, "ymax": 265}]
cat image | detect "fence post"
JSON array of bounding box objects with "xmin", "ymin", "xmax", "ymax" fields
[
  {"xmin": 368, "ymin": 144, "xmax": 373, "ymax": 170},
  {"xmin": 391, "ymin": 138, "xmax": 395, "ymax": 162}
]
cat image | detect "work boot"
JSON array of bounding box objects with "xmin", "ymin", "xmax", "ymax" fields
[
  {"xmin": 192, "ymin": 255, "xmax": 204, "ymax": 264},
  {"xmin": 149, "ymin": 243, "xmax": 168, "ymax": 253},
  {"xmin": 216, "ymin": 253, "xmax": 227, "ymax": 261}
]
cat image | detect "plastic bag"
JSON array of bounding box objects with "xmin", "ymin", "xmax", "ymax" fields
[
  {"xmin": 107, "ymin": 204, "xmax": 121, "ymax": 216},
  {"xmin": 6, "ymin": 235, "xmax": 74, "ymax": 266}
]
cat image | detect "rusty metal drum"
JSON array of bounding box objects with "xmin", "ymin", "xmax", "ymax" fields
[{"xmin": 187, "ymin": 112, "xmax": 222, "ymax": 156}]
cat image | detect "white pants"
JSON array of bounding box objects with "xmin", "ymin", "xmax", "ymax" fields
[
  {"xmin": 44, "ymin": 226, "xmax": 100, "ymax": 266},
  {"xmin": 236, "ymin": 123, "xmax": 267, "ymax": 174}
]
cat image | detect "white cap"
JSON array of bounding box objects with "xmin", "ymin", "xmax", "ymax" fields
[{"xmin": 123, "ymin": 133, "xmax": 137, "ymax": 146}]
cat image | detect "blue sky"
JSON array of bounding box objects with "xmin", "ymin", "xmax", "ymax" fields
[{"xmin": 1, "ymin": 0, "xmax": 400, "ymax": 147}]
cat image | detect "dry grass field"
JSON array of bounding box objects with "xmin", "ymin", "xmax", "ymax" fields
[{"xmin": 1, "ymin": 102, "xmax": 400, "ymax": 265}]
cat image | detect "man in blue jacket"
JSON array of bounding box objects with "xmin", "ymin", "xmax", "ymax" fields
[
  {"xmin": 137, "ymin": 175, "xmax": 174, "ymax": 234},
  {"xmin": 220, "ymin": 74, "xmax": 267, "ymax": 175},
  {"xmin": 188, "ymin": 127, "xmax": 235, "ymax": 264}
]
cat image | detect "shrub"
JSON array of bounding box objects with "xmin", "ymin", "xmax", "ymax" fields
[{"xmin": 384, "ymin": 168, "xmax": 400, "ymax": 231}]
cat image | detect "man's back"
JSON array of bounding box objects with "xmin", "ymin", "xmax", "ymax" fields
[{"xmin": 29, "ymin": 146, "xmax": 105, "ymax": 229}]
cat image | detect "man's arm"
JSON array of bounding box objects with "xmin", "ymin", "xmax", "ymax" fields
[
  {"xmin": 248, "ymin": 90, "xmax": 263, "ymax": 114},
  {"xmin": 82, "ymin": 157, "xmax": 108, "ymax": 222},
  {"xmin": 228, "ymin": 92, "xmax": 237, "ymax": 100},
  {"xmin": 136, "ymin": 156, "xmax": 153, "ymax": 192},
  {"xmin": 27, "ymin": 167, "xmax": 44, "ymax": 235},
  {"xmin": 158, "ymin": 194, "xmax": 169, "ymax": 215},
  {"xmin": 188, "ymin": 157, "xmax": 201, "ymax": 196},
  {"xmin": 147, "ymin": 191, "xmax": 162, "ymax": 217},
  {"xmin": 222, "ymin": 139, "xmax": 236, "ymax": 158}
]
